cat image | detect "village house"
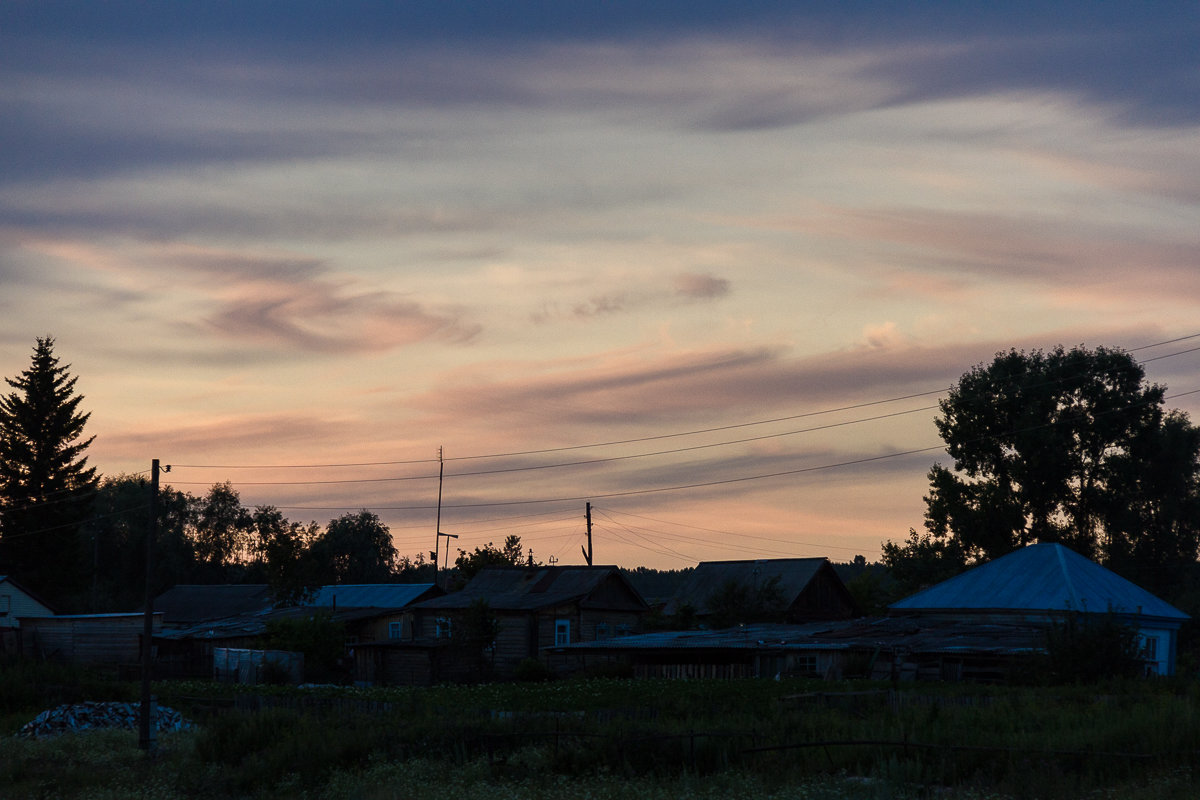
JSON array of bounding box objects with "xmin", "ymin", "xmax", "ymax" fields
[
  {"xmin": 554, "ymin": 544, "xmax": 1187, "ymax": 682},
  {"xmin": 152, "ymin": 582, "xmax": 441, "ymax": 681},
  {"xmin": 889, "ymin": 542, "xmax": 1189, "ymax": 676},
  {"xmin": 0, "ymin": 574, "xmax": 57, "ymax": 657},
  {"xmin": 663, "ymin": 558, "xmax": 859, "ymax": 624},
  {"xmin": 356, "ymin": 565, "xmax": 649, "ymax": 685}
]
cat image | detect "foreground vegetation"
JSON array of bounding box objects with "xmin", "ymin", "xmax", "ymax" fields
[{"xmin": 3, "ymin": 662, "xmax": 1200, "ymax": 799}]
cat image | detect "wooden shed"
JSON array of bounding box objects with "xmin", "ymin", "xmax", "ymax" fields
[{"xmin": 20, "ymin": 612, "xmax": 161, "ymax": 665}]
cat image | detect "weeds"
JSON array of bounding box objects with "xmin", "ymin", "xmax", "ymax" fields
[{"xmin": 4, "ymin": 662, "xmax": 1200, "ymax": 799}]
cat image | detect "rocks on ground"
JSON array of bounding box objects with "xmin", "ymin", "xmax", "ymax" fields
[{"xmin": 16, "ymin": 701, "xmax": 193, "ymax": 739}]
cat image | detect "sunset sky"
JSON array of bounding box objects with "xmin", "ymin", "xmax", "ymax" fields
[{"xmin": 3, "ymin": 2, "xmax": 1199, "ymax": 569}]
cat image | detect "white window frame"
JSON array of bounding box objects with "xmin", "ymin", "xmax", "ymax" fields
[
  {"xmin": 388, "ymin": 621, "xmax": 403, "ymax": 640},
  {"xmin": 436, "ymin": 617, "xmax": 452, "ymax": 639},
  {"xmin": 555, "ymin": 619, "xmax": 571, "ymax": 647}
]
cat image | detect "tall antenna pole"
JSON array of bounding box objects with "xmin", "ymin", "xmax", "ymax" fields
[{"xmin": 581, "ymin": 501, "xmax": 593, "ymax": 566}]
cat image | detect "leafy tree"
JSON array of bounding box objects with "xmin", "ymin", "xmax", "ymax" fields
[
  {"xmin": 0, "ymin": 337, "xmax": 99, "ymax": 604},
  {"xmin": 887, "ymin": 345, "xmax": 1200, "ymax": 594},
  {"xmin": 309, "ymin": 510, "xmax": 397, "ymax": 584},
  {"xmin": 264, "ymin": 611, "xmax": 347, "ymax": 683},
  {"xmin": 395, "ymin": 552, "xmax": 436, "ymax": 583},
  {"xmin": 882, "ymin": 528, "xmax": 967, "ymax": 597},
  {"xmin": 452, "ymin": 598, "xmax": 500, "ymax": 677},
  {"xmin": 251, "ymin": 505, "xmax": 321, "ymax": 606},
  {"xmin": 453, "ymin": 534, "xmax": 529, "ymax": 584},
  {"xmin": 82, "ymin": 475, "xmax": 200, "ymax": 611},
  {"xmin": 189, "ymin": 481, "xmax": 254, "ymax": 579},
  {"xmin": 1041, "ymin": 612, "xmax": 1145, "ymax": 684}
]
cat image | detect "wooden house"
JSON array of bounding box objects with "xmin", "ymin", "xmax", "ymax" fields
[
  {"xmin": 365, "ymin": 565, "xmax": 649, "ymax": 685},
  {"xmin": 0, "ymin": 575, "xmax": 57, "ymax": 629},
  {"xmin": 153, "ymin": 582, "xmax": 441, "ymax": 680},
  {"xmin": 0, "ymin": 575, "xmax": 57, "ymax": 656},
  {"xmin": 663, "ymin": 558, "xmax": 858, "ymax": 624}
]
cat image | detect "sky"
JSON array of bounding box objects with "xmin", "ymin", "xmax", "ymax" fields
[{"xmin": 2, "ymin": 2, "xmax": 1199, "ymax": 570}]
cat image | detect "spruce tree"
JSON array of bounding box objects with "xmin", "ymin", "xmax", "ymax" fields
[{"xmin": 0, "ymin": 337, "xmax": 98, "ymax": 604}]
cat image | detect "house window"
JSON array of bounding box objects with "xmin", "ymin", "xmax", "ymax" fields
[
  {"xmin": 794, "ymin": 654, "xmax": 818, "ymax": 676},
  {"xmin": 616, "ymin": 623, "xmax": 632, "ymax": 637},
  {"xmin": 0, "ymin": 595, "xmax": 9, "ymax": 617},
  {"xmin": 555, "ymin": 619, "xmax": 571, "ymax": 646},
  {"xmin": 596, "ymin": 623, "xmax": 611, "ymax": 641},
  {"xmin": 1142, "ymin": 635, "xmax": 1158, "ymax": 661},
  {"xmin": 436, "ymin": 617, "xmax": 452, "ymax": 639},
  {"xmin": 388, "ymin": 621, "xmax": 402, "ymax": 640}
]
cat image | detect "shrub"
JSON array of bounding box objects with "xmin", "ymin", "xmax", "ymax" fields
[{"xmin": 514, "ymin": 658, "xmax": 552, "ymax": 682}]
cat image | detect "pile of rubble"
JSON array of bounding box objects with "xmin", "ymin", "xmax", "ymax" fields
[{"xmin": 16, "ymin": 701, "xmax": 194, "ymax": 739}]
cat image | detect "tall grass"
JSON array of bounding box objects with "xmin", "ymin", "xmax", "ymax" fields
[{"xmin": 5, "ymin": 664, "xmax": 1200, "ymax": 798}]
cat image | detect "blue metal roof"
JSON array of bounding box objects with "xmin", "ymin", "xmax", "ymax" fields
[
  {"xmin": 890, "ymin": 543, "xmax": 1188, "ymax": 622},
  {"xmin": 310, "ymin": 584, "xmax": 438, "ymax": 609}
]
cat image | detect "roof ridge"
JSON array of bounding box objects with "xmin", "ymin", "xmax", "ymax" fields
[{"xmin": 1053, "ymin": 543, "xmax": 1084, "ymax": 612}]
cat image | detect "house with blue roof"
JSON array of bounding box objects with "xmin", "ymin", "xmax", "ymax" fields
[{"xmin": 890, "ymin": 543, "xmax": 1189, "ymax": 676}]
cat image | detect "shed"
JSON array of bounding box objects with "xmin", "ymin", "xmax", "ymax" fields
[
  {"xmin": 20, "ymin": 612, "xmax": 161, "ymax": 665},
  {"xmin": 890, "ymin": 543, "xmax": 1188, "ymax": 675},
  {"xmin": 551, "ymin": 617, "xmax": 1047, "ymax": 682}
]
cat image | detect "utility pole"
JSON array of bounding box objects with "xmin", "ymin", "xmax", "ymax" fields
[
  {"xmin": 434, "ymin": 447, "xmax": 443, "ymax": 586},
  {"xmin": 581, "ymin": 502, "xmax": 593, "ymax": 566},
  {"xmin": 139, "ymin": 459, "xmax": 166, "ymax": 753},
  {"xmin": 433, "ymin": 447, "xmax": 457, "ymax": 587}
]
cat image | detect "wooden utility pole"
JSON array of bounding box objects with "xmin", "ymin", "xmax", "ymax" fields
[
  {"xmin": 581, "ymin": 502, "xmax": 593, "ymax": 566},
  {"xmin": 433, "ymin": 447, "xmax": 457, "ymax": 587},
  {"xmin": 139, "ymin": 459, "xmax": 163, "ymax": 753},
  {"xmin": 434, "ymin": 447, "xmax": 443, "ymax": 586}
]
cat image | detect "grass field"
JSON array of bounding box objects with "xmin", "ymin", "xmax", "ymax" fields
[{"xmin": 3, "ymin": 667, "xmax": 1200, "ymax": 799}]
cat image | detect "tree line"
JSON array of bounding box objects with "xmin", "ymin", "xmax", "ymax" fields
[{"xmin": 2, "ymin": 336, "xmax": 1199, "ymax": 620}]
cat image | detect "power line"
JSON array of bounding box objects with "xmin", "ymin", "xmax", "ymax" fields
[{"xmin": 150, "ymin": 332, "xmax": 1200, "ymax": 477}]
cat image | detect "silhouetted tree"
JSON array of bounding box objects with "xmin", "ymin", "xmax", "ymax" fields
[
  {"xmin": 454, "ymin": 534, "xmax": 529, "ymax": 585},
  {"xmin": 82, "ymin": 475, "xmax": 200, "ymax": 611},
  {"xmin": 309, "ymin": 510, "xmax": 397, "ymax": 584},
  {"xmin": 705, "ymin": 575, "xmax": 786, "ymax": 628},
  {"xmin": 251, "ymin": 505, "xmax": 321, "ymax": 605},
  {"xmin": 189, "ymin": 482, "xmax": 254, "ymax": 580},
  {"xmin": 886, "ymin": 345, "xmax": 1200, "ymax": 597},
  {"xmin": 0, "ymin": 337, "xmax": 98, "ymax": 605}
]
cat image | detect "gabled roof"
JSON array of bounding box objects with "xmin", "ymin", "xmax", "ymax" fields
[
  {"xmin": 155, "ymin": 583, "xmax": 442, "ymax": 623},
  {"xmin": 417, "ymin": 566, "xmax": 648, "ymax": 612},
  {"xmin": 0, "ymin": 574, "xmax": 59, "ymax": 614},
  {"xmin": 663, "ymin": 558, "xmax": 833, "ymax": 616},
  {"xmin": 310, "ymin": 583, "xmax": 440, "ymax": 609},
  {"xmin": 890, "ymin": 543, "xmax": 1188, "ymax": 622},
  {"xmin": 153, "ymin": 585, "xmax": 274, "ymax": 624}
]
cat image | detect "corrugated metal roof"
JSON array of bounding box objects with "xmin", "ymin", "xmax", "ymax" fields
[
  {"xmin": 154, "ymin": 585, "xmax": 274, "ymax": 623},
  {"xmin": 417, "ymin": 566, "xmax": 646, "ymax": 612},
  {"xmin": 310, "ymin": 583, "xmax": 438, "ymax": 609},
  {"xmin": 890, "ymin": 543, "xmax": 1188, "ymax": 621},
  {"xmin": 553, "ymin": 618, "xmax": 1046, "ymax": 656},
  {"xmin": 663, "ymin": 558, "xmax": 828, "ymax": 616}
]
